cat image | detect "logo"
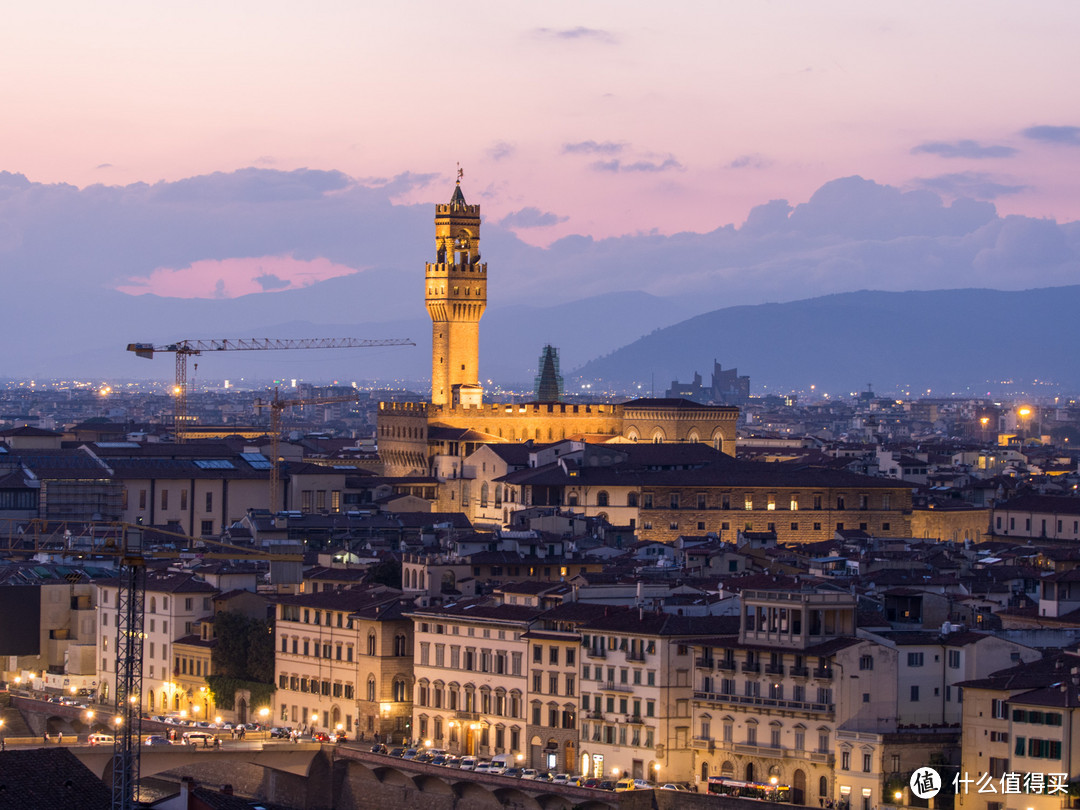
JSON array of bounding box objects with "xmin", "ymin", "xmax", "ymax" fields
[{"xmin": 911, "ymin": 768, "xmax": 942, "ymax": 799}]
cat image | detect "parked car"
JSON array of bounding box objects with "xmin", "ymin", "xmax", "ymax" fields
[
  {"xmin": 582, "ymin": 778, "xmax": 603, "ymax": 789},
  {"xmin": 269, "ymin": 727, "xmax": 292, "ymax": 738},
  {"xmin": 503, "ymin": 767, "xmax": 524, "ymax": 778},
  {"xmin": 660, "ymin": 783, "xmax": 690, "ymax": 791},
  {"xmin": 312, "ymin": 732, "xmax": 330, "ymax": 742},
  {"xmin": 565, "ymin": 776, "xmax": 586, "ymax": 787},
  {"xmin": 519, "ymin": 769, "xmax": 540, "ymax": 780},
  {"xmin": 401, "ymin": 748, "xmax": 419, "ymax": 760},
  {"xmin": 614, "ymin": 778, "xmax": 652, "ymax": 791},
  {"xmin": 370, "ymin": 743, "xmax": 388, "ymax": 754},
  {"xmin": 443, "ymin": 756, "xmax": 462, "ymax": 768},
  {"xmin": 458, "ymin": 756, "xmax": 478, "ymax": 771},
  {"xmin": 551, "ymin": 774, "xmax": 570, "ymax": 785},
  {"xmin": 474, "ymin": 761, "xmax": 493, "ymax": 775},
  {"xmin": 597, "ymin": 780, "xmax": 617, "ymax": 791},
  {"xmin": 88, "ymin": 733, "xmax": 115, "ymax": 746},
  {"xmin": 430, "ymin": 754, "xmax": 448, "ymax": 766},
  {"xmin": 413, "ymin": 752, "xmax": 433, "ymax": 763},
  {"xmin": 144, "ymin": 735, "xmax": 171, "ymax": 746},
  {"xmin": 181, "ymin": 731, "xmax": 215, "ymax": 746},
  {"xmin": 388, "ymin": 747, "xmax": 406, "ymax": 758}
]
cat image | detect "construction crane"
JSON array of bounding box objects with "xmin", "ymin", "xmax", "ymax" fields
[
  {"xmin": 254, "ymin": 388, "xmax": 361, "ymax": 507},
  {"xmin": 126, "ymin": 338, "xmax": 414, "ymax": 442},
  {"xmin": 0, "ymin": 519, "xmax": 303, "ymax": 810}
]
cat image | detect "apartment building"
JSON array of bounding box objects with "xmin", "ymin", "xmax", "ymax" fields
[
  {"xmin": 579, "ymin": 609, "xmax": 735, "ymax": 783},
  {"xmin": 274, "ymin": 588, "xmax": 413, "ymax": 740},
  {"xmin": 691, "ymin": 589, "xmax": 889, "ymax": 804},
  {"xmin": 958, "ymin": 654, "xmax": 1080, "ymax": 810},
  {"xmin": 407, "ymin": 597, "xmax": 542, "ymax": 759},
  {"xmin": 96, "ymin": 571, "xmax": 217, "ymax": 711}
]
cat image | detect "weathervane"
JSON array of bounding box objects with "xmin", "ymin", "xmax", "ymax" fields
[{"xmin": 457, "ymin": 163, "xmax": 464, "ymax": 182}]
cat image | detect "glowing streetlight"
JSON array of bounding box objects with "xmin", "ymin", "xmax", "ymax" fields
[
  {"xmin": 424, "ymin": 739, "xmax": 432, "ymax": 748},
  {"xmin": 215, "ymin": 716, "xmax": 222, "ymax": 725},
  {"xmin": 114, "ymin": 716, "xmax": 123, "ymax": 728},
  {"xmin": 895, "ymin": 791, "xmax": 903, "ymax": 802},
  {"xmin": 69, "ymin": 686, "xmax": 77, "ymax": 695},
  {"xmin": 258, "ymin": 708, "xmax": 270, "ymax": 723}
]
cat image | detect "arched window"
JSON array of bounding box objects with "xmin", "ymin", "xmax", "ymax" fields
[
  {"xmin": 367, "ymin": 632, "xmax": 376, "ymax": 656},
  {"xmin": 480, "ymin": 483, "xmax": 489, "ymax": 508},
  {"xmin": 392, "ymin": 679, "xmax": 407, "ymax": 702},
  {"xmin": 819, "ymin": 776, "xmax": 828, "ymax": 799},
  {"xmin": 568, "ymin": 492, "xmax": 579, "ymax": 507},
  {"xmin": 597, "ymin": 491, "xmax": 609, "ymax": 507},
  {"xmin": 701, "ymin": 761, "xmax": 709, "ymax": 782},
  {"xmin": 394, "ymin": 634, "xmax": 408, "ymax": 656},
  {"xmin": 366, "ymin": 676, "xmax": 376, "ymax": 702},
  {"xmin": 434, "ymin": 716, "xmax": 443, "ymax": 741}
]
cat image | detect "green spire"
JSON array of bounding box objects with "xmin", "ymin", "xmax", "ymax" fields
[{"xmin": 535, "ymin": 345, "xmax": 563, "ymax": 403}]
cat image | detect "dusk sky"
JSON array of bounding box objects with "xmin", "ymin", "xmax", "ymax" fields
[{"xmin": 2, "ymin": 2, "xmax": 1079, "ymax": 314}]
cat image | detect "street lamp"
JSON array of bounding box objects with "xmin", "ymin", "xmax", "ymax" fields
[{"xmin": 258, "ymin": 707, "xmax": 270, "ymax": 726}]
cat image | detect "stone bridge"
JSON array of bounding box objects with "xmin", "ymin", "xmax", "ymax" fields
[{"xmin": 330, "ymin": 747, "xmax": 620, "ymax": 810}]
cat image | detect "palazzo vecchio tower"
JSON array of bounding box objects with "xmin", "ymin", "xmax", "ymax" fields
[
  {"xmin": 377, "ymin": 179, "xmax": 738, "ymax": 477},
  {"xmin": 425, "ymin": 178, "xmax": 486, "ymax": 407}
]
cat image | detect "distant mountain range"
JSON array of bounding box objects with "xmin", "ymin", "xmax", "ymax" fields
[{"xmin": 571, "ymin": 286, "xmax": 1080, "ymax": 395}]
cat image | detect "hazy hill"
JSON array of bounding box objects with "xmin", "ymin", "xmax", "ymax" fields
[{"xmin": 572, "ymin": 286, "xmax": 1080, "ymax": 395}]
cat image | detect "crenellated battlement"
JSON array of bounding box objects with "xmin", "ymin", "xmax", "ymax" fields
[
  {"xmin": 435, "ymin": 202, "xmax": 480, "ymax": 216},
  {"xmin": 424, "ymin": 262, "xmax": 488, "ymax": 276}
]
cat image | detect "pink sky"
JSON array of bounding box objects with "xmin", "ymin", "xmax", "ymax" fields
[{"xmin": 3, "ymin": 1, "xmax": 1078, "ymax": 247}]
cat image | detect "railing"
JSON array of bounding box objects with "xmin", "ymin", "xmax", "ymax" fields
[
  {"xmin": 790, "ymin": 666, "xmax": 809, "ymax": 677},
  {"xmin": 717, "ymin": 660, "xmax": 737, "ymax": 672},
  {"xmin": 585, "ymin": 648, "xmax": 606, "ymax": 659},
  {"xmin": 692, "ymin": 736, "xmax": 715, "ymax": 751},
  {"xmin": 694, "ymin": 690, "xmax": 834, "ymax": 714},
  {"xmin": 695, "ymin": 657, "xmax": 714, "ymax": 669},
  {"xmin": 742, "ymin": 662, "xmax": 761, "ymax": 673},
  {"xmin": 812, "ymin": 668, "xmax": 833, "ymax": 680},
  {"xmin": 601, "ymin": 681, "xmax": 633, "ymax": 694},
  {"xmin": 626, "ymin": 650, "xmax": 646, "ymax": 662},
  {"xmin": 765, "ymin": 664, "xmax": 785, "ymax": 675},
  {"xmin": 454, "ymin": 711, "xmax": 480, "ymax": 721}
]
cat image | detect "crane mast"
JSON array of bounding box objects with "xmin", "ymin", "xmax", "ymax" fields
[
  {"xmin": 254, "ymin": 388, "xmax": 361, "ymax": 508},
  {"xmin": 0, "ymin": 520, "xmax": 304, "ymax": 810}
]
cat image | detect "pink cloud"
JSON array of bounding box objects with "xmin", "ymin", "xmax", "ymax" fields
[{"xmin": 115, "ymin": 255, "xmax": 360, "ymax": 299}]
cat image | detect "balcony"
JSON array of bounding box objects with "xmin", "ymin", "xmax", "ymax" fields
[
  {"xmin": 626, "ymin": 650, "xmax": 646, "ymax": 662},
  {"xmin": 587, "ymin": 710, "xmax": 604, "ymax": 720},
  {"xmin": 812, "ymin": 668, "xmax": 833, "ymax": 680},
  {"xmin": 692, "ymin": 736, "xmax": 716, "ymax": 751},
  {"xmin": 695, "ymin": 657, "xmax": 715, "ymax": 669},
  {"xmin": 454, "ymin": 710, "xmax": 480, "ymax": 721},
  {"xmin": 765, "ymin": 664, "xmax": 785, "ymax": 676},
  {"xmin": 601, "ymin": 680, "xmax": 634, "ymax": 694},
  {"xmin": 742, "ymin": 662, "xmax": 761, "ymax": 674},
  {"xmin": 585, "ymin": 647, "xmax": 607, "ymax": 659},
  {"xmin": 717, "ymin": 660, "xmax": 737, "ymax": 672},
  {"xmin": 693, "ymin": 690, "xmax": 834, "ymax": 715},
  {"xmin": 789, "ymin": 666, "xmax": 809, "ymax": 678}
]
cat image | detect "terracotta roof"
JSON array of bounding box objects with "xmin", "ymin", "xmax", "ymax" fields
[{"xmin": 0, "ymin": 748, "xmax": 111, "ymax": 809}]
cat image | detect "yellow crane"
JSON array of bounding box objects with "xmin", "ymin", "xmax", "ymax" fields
[
  {"xmin": 254, "ymin": 388, "xmax": 361, "ymax": 508},
  {"xmin": 126, "ymin": 338, "xmax": 414, "ymax": 441}
]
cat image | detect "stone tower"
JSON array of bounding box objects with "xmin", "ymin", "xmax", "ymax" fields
[{"xmin": 425, "ymin": 180, "xmax": 487, "ymax": 406}]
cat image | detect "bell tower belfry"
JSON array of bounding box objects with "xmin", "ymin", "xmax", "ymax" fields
[{"xmin": 426, "ymin": 178, "xmax": 487, "ymax": 407}]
